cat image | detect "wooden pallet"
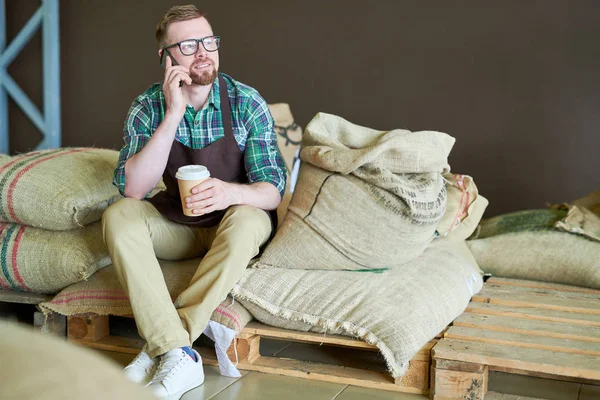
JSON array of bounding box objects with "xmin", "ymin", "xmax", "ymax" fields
[
  {"xmin": 66, "ymin": 315, "xmax": 440, "ymax": 394},
  {"xmin": 430, "ymin": 277, "xmax": 600, "ymax": 400},
  {"xmin": 0, "ymin": 289, "xmax": 66, "ymax": 335}
]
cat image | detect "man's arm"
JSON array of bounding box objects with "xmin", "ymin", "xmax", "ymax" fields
[
  {"xmin": 229, "ymin": 181, "xmax": 281, "ymax": 210},
  {"xmin": 123, "ymin": 114, "xmax": 179, "ymax": 199},
  {"xmin": 122, "ymin": 57, "xmax": 193, "ymax": 199},
  {"xmin": 183, "ymin": 179, "xmax": 280, "ymax": 216}
]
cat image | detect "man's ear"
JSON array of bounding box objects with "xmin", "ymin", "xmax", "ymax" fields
[{"xmin": 158, "ymin": 49, "xmax": 166, "ymax": 67}]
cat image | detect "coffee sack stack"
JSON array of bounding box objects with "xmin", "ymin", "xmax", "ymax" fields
[{"xmin": 0, "ymin": 148, "xmax": 122, "ymax": 294}]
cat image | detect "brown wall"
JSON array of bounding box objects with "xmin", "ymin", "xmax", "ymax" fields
[{"xmin": 6, "ymin": 0, "xmax": 600, "ymax": 217}]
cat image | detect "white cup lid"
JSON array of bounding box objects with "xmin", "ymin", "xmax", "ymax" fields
[{"xmin": 175, "ymin": 165, "xmax": 210, "ymax": 180}]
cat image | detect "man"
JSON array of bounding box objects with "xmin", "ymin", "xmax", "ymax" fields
[{"xmin": 102, "ymin": 5, "xmax": 286, "ymax": 399}]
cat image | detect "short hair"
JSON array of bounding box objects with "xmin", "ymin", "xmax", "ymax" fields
[{"xmin": 156, "ymin": 5, "xmax": 208, "ymax": 47}]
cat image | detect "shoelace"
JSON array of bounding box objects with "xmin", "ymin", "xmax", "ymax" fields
[
  {"xmin": 131, "ymin": 351, "xmax": 151, "ymax": 366},
  {"xmin": 151, "ymin": 352, "xmax": 185, "ymax": 383},
  {"xmin": 130, "ymin": 351, "xmax": 156, "ymax": 373}
]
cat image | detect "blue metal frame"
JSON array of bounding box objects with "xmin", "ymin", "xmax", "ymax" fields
[
  {"xmin": 0, "ymin": 0, "xmax": 61, "ymax": 153},
  {"xmin": 0, "ymin": 0, "xmax": 7, "ymax": 154}
]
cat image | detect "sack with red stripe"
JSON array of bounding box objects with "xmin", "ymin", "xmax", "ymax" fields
[
  {"xmin": 435, "ymin": 173, "xmax": 488, "ymax": 240},
  {"xmin": 39, "ymin": 258, "xmax": 253, "ymax": 334},
  {"xmin": 0, "ymin": 222, "xmax": 110, "ymax": 293},
  {"xmin": 0, "ymin": 148, "xmax": 122, "ymax": 230}
]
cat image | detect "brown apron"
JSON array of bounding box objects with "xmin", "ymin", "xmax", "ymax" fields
[{"xmin": 147, "ymin": 75, "xmax": 277, "ymax": 232}]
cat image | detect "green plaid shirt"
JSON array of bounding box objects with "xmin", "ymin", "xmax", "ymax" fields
[{"xmin": 114, "ymin": 73, "xmax": 286, "ymax": 198}]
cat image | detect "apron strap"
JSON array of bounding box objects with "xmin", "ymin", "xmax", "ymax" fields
[
  {"xmin": 217, "ymin": 74, "xmax": 278, "ymax": 234},
  {"xmin": 218, "ymin": 75, "xmax": 234, "ymax": 140}
]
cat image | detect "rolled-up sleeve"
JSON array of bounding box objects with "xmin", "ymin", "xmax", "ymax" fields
[
  {"xmin": 113, "ymin": 99, "xmax": 152, "ymax": 196},
  {"xmin": 242, "ymin": 95, "xmax": 287, "ymax": 199}
]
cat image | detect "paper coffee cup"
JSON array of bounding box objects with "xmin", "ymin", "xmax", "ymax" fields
[{"xmin": 176, "ymin": 165, "xmax": 210, "ymax": 217}]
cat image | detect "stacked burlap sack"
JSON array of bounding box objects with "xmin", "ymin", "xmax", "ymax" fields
[
  {"xmin": 228, "ymin": 113, "xmax": 488, "ymax": 379},
  {"xmin": 258, "ymin": 112, "xmax": 465, "ymax": 270},
  {"xmin": 466, "ymin": 189, "xmax": 600, "ymax": 289},
  {"xmin": 37, "ymin": 103, "xmax": 303, "ymax": 336},
  {"xmin": 0, "ymin": 148, "xmax": 120, "ymax": 293}
]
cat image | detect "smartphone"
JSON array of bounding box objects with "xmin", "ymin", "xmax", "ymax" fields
[
  {"xmin": 160, "ymin": 48, "xmax": 179, "ymax": 67},
  {"xmin": 160, "ymin": 49, "xmax": 184, "ymax": 87}
]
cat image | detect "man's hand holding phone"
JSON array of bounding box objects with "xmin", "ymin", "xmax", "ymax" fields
[{"xmin": 162, "ymin": 56, "xmax": 191, "ymax": 121}]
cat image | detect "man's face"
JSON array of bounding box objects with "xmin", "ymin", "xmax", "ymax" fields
[{"xmin": 163, "ymin": 17, "xmax": 219, "ymax": 86}]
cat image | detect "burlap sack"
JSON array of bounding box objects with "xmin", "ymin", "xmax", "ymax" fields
[
  {"xmin": 555, "ymin": 205, "xmax": 600, "ymax": 242},
  {"xmin": 0, "ymin": 148, "xmax": 122, "ymax": 230},
  {"xmin": 467, "ymin": 209, "xmax": 600, "ymax": 289},
  {"xmin": 269, "ymin": 103, "xmax": 302, "ymax": 180},
  {"xmin": 39, "ymin": 258, "xmax": 253, "ymax": 334},
  {"xmin": 571, "ymin": 189, "xmax": 600, "ymax": 216},
  {"xmin": 257, "ymin": 112, "xmax": 455, "ymax": 270},
  {"xmin": 436, "ymin": 173, "xmax": 489, "ymax": 240},
  {"xmin": 276, "ymin": 190, "xmax": 293, "ymax": 229},
  {"xmin": 268, "ymin": 103, "xmax": 303, "ymax": 227},
  {"xmin": 0, "ymin": 321, "xmax": 153, "ymax": 399},
  {"xmin": 0, "ymin": 222, "xmax": 109, "ymax": 293},
  {"xmin": 233, "ymin": 238, "xmax": 482, "ymax": 378}
]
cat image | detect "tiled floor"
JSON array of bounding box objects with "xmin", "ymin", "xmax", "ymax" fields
[{"xmin": 96, "ymin": 346, "xmax": 599, "ymax": 400}]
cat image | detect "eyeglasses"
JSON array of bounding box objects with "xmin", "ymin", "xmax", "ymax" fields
[{"xmin": 163, "ymin": 35, "xmax": 221, "ymax": 56}]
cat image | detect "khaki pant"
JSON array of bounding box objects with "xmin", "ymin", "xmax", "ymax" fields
[{"xmin": 102, "ymin": 198, "xmax": 271, "ymax": 358}]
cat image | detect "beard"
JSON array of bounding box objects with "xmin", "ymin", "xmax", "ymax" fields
[{"xmin": 190, "ymin": 63, "xmax": 218, "ymax": 86}]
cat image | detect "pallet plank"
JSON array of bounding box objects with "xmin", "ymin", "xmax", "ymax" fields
[
  {"xmin": 466, "ymin": 302, "xmax": 600, "ymax": 327},
  {"xmin": 240, "ymin": 321, "xmax": 438, "ymax": 361},
  {"xmin": 454, "ymin": 313, "xmax": 600, "ymax": 343},
  {"xmin": 240, "ymin": 321, "xmax": 378, "ymax": 349},
  {"xmin": 227, "ymin": 335, "xmax": 261, "ymax": 364},
  {"xmin": 70, "ymin": 335, "xmax": 144, "ymax": 355},
  {"xmin": 473, "ymin": 288, "xmax": 600, "ymax": 314},
  {"xmin": 430, "ymin": 361, "xmax": 488, "ymax": 400},
  {"xmin": 433, "ymin": 359, "xmax": 488, "ymax": 374},
  {"xmin": 445, "ymin": 326, "xmax": 600, "ymax": 356},
  {"xmin": 486, "ymin": 278, "xmax": 600, "ymax": 295},
  {"xmin": 67, "ymin": 315, "xmax": 110, "ymax": 341},
  {"xmin": 198, "ymin": 348, "xmax": 427, "ymax": 394},
  {"xmin": 0, "ymin": 289, "xmax": 52, "ymax": 304},
  {"xmin": 480, "ymin": 284, "xmax": 600, "ymax": 301},
  {"xmin": 432, "ymin": 339, "xmax": 600, "ymax": 381},
  {"xmin": 395, "ymin": 360, "xmax": 429, "ymax": 390}
]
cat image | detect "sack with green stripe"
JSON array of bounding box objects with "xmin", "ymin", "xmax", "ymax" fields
[
  {"xmin": 0, "ymin": 148, "xmax": 122, "ymax": 230},
  {"xmin": 467, "ymin": 207, "xmax": 600, "ymax": 289},
  {"xmin": 0, "ymin": 221, "xmax": 110, "ymax": 294}
]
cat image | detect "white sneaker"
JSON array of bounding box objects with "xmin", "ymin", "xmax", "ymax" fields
[
  {"xmin": 124, "ymin": 345, "xmax": 158, "ymax": 385},
  {"xmin": 148, "ymin": 348, "xmax": 205, "ymax": 400}
]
